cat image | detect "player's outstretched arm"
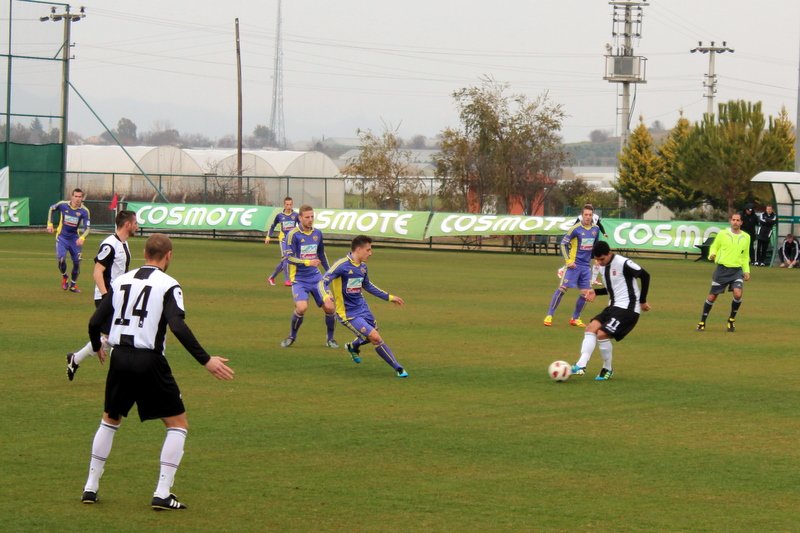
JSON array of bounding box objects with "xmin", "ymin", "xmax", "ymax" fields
[
  {"xmin": 389, "ymin": 295, "xmax": 405, "ymax": 306},
  {"xmin": 205, "ymin": 356, "xmax": 234, "ymax": 380}
]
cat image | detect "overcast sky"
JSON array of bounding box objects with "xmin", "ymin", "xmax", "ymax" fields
[{"xmin": 3, "ymin": 0, "xmax": 799, "ymax": 145}]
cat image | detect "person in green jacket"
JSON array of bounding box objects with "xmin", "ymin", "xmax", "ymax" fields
[{"xmin": 696, "ymin": 213, "xmax": 751, "ymax": 332}]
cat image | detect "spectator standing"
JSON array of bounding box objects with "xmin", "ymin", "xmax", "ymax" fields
[{"xmin": 756, "ymin": 205, "xmax": 777, "ymax": 266}]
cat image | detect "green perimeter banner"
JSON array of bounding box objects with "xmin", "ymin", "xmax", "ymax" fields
[
  {"xmin": 313, "ymin": 208, "xmax": 429, "ymax": 240},
  {"xmin": 128, "ymin": 203, "xmax": 430, "ymax": 239},
  {"xmin": 602, "ymin": 219, "xmax": 726, "ymax": 252},
  {"xmin": 427, "ymin": 213, "xmax": 575, "ymax": 237},
  {"xmin": 0, "ymin": 198, "xmax": 30, "ymax": 227},
  {"xmin": 426, "ymin": 212, "xmax": 726, "ymax": 253},
  {"xmin": 129, "ymin": 203, "xmax": 276, "ymax": 231},
  {"xmin": 128, "ymin": 203, "xmax": 726, "ymax": 252}
]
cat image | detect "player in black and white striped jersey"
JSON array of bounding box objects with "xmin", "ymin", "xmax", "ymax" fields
[
  {"xmin": 570, "ymin": 240, "xmax": 651, "ymax": 381},
  {"xmin": 81, "ymin": 234, "xmax": 234, "ymax": 510},
  {"xmin": 66, "ymin": 210, "xmax": 137, "ymax": 381}
]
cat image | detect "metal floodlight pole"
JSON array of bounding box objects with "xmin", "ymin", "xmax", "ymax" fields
[
  {"xmin": 690, "ymin": 41, "xmax": 734, "ymax": 118},
  {"xmin": 39, "ymin": 3, "xmax": 85, "ymax": 190}
]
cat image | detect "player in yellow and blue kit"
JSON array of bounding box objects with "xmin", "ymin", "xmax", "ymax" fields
[
  {"xmin": 265, "ymin": 196, "xmax": 299, "ymax": 286},
  {"xmin": 280, "ymin": 205, "xmax": 338, "ymax": 348},
  {"xmin": 544, "ymin": 205, "xmax": 600, "ymax": 327},
  {"xmin": 320, "ymin": 235, "xmax": 408, "ymax": 378},
  {"xmin": 47, "ymin": 188, "xmax": 91, "ymax": 292}
]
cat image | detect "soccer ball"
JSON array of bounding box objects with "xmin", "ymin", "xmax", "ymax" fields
[{"xmin": 548, "ymin": 360, "xmax": 572, "ymax": 382}]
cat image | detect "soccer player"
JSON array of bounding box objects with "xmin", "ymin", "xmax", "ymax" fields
[
  {"xmin": 66, "ymin": 210, "xmax": 138, "ymax": 381},
  {"xmin": 696, "ymin": 213, "xmax": 751, "ymax": 332},
  {"xmin": 572, "ymin": 203, "xmax": 608, "ymax": 238},
  {"xmin": 81, "ymin": 234, "xmax": 234, "ymax": 510},
  {"xmin": 320, "ymin": 235, "xmax": 408, "ymax": 378},
  {"xmin": 47, "ymin": 188, "xmax": 91, "ymax": 292},
  {"xmin": 265, "ymin": 196, "xmax": 299, "ymax": 286},
  {"xmin": 571, "ymin": 240, "xmax": 651, "ymax": 380},
  {"xmin": 544, "ymin": 205, "xmax": 600, "ymax": 327},
  {"xmin": 280, "ymin": 204, "xmax": 338, "ymax": 348}
]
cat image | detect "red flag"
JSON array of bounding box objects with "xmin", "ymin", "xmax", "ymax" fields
[{"xmin": 109, "ymin": 193, "xmax": 119, "ymax": 210}]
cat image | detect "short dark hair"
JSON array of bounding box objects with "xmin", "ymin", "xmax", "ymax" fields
[
  {"xmin": 115, "ymin": 210, "xmax": 136, "ymax": 228},
  {"xmin": 592, "ymin": 240, "xmax": 611, "ymax": 257},
  {"xmin": 583, "ymin": 203, "xmax": 594, "ymax": 212},
  {"xmin": 71, "ymin": 188, "xmax": 84, "ymax": 196},
  {"xmin": 283, "ymin": 196, "xmax": 293, "ymax": 203},
  {"xmin": 351, "ymin": 235, "xmax": 372, "ymax": 251},
  {"xmin": 145, "ymin": 234, "xmax": 172, "ymax": 261},
  {"xmin": 298, "ymin": 204, "xmax": 313, "ymax": 215}
]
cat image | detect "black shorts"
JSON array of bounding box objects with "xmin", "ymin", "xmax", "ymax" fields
[
  {"xmin": 104, "ymin": 346, "xmax": 185, "ymax": 422},
  {"xmin": 709, "ymin": 265, "xmax": 744, "ymax": 294},
  {"xmin": 592, "ymin": 306, "xmax": 640, "ymax": 341}
]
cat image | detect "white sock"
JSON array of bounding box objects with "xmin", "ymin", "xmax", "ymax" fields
[
  {"xmin": 154, "ymin": 427, "xmax": 187, "ymax": 498},
  {"xmin": 575, "ymin": 332, "xmax": 597, "ymax": 368},
  {"xmin": 73, "ymin": 342, "xmax": 95, "ymax": 365},
  {"xmin": 84, "ymin": 420, "xmax": 119, "ymax": 492},
  {"xmin": 599, "ymin": 338, "xmax": 613, "ymax": 370}
]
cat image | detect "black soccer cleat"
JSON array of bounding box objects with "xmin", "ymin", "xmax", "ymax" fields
[
  {"xmin": 152, "ymin": 493, "xmax": 187, "ymax": 511},
  {"xmin": 726, "ymin": 318, "xmax": 736, "ymax": 333},
  {"xmin": 66, "ymin": 353, "xmax": 79, "ymax": 381},
  {"xmin": 695, "ymin": 321, "xmax": 705, "ymax": 332},
  {"xmin": 81, "ymin": 491, "xmax": 97, "ymax": 504}
]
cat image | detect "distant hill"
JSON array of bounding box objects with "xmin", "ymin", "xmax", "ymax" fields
[{"xmin": 563, "ymin": 140, "xmax": 619, "ymax": 167}]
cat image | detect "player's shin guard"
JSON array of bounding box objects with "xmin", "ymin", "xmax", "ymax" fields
[
  {"xmin": 85, "ymin": 420, "xmax": 119, "ymax": 492},
  {"xmin": 155, "ymin": 427, "xmax": 187, "ymax": 499},
  {"xmin": 269, "ymin": 260, "xmax": 283, "ymax": 280},
  {"xmin": 324, "ymin": 312, "xmax": 336, "ymax": 341},
  {"xmin": 548, "ymin": 288, "xmax": 565, "ymax": 315},
  {"xmin": 598, "ymin": 338, "xmax": 613, "ymax": 370},
  {"xmin": 730, "ymin": 298, "xmax": 742, "ymax": 319},
  {"xmin": 701, "ymin": 299, "xmax": 714, "ymax": 322},
  {"xmin": 290, "ymin": 312, "xmax": 304, "ymax": 338},
  {"xmin": 573, "ymin": 295, "xmax": 588, "ymax": 320},
  {"xmin": 352, "ymin": 337, "xmax": 368, "ymax": 350},
  {"xmin": 576, "ymin": 332, "xmax": 597, "ymax": 368},
  {"xmin": 58, "ymin": 258, "xmax": 67, "ymax": 276},
  {"xmin": 375, "ymin": 343, "xmax": 401, "ymax": 371},
  {"xmin": 71, "ymin": 261, "xmax": 80, "ymax": 282},
  {"xmin": 73, "ymin": 341, "xmax": 96, "ymax": 365}
]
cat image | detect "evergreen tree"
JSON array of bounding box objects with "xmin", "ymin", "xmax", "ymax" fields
[
  {"xmin": 678, "ymin": 100, "xmax": 795, "ymax": 214},
  {"xmin": 657, "ymin": 114, "xmax": 701, "ymax": 211},
  {"xmin": 615, "ymin": 118, "xmax": 663, "ymax": 218}
]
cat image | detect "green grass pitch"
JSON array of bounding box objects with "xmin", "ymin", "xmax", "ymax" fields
[{"xmin": 0, "ymin": 232, "xmax": 798, "ymax": 532}]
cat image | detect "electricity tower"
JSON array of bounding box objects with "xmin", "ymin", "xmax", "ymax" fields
[
  {"xmin": 690, "ymin": 41, "xmax": 734, "ymax": 117},
  {"xmin": 268, "ymin": 0, "xmax": 286, "ymax": 149},
  {"xmin": 603, "ymin": 0, "xmax": 649, "ymax": 151}
]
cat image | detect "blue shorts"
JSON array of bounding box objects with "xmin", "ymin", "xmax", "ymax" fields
[
  {"xmin": 56, "ymin": 237, "xmax": 81, "ymax": 263},
  {"xmin": 340, "ymin": 314, "xmax": 378, "ymax": 341},
  {"xmin": 560, "ymin": 264, "xmax": 592, "ymax": 290},
  {"xmin": 292, "ymin": 280, "xmax": 325, "ymax": 306}
]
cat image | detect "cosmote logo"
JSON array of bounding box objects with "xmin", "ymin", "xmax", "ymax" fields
[{"xmin": 136, "ymin": 205, "xmax": 260, "ymax": 228}]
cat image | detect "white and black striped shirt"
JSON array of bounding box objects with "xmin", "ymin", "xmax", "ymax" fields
[
  {"xmin": 90, "ymin": 265, "xmax": 210, "ymax": 365},
  {"xmin": 596, "ymin": 254, "xmax": 650, "ymax": 313},
  {"xmin": 93, "ymin": 234, "xmax": 131, "ymax": 300}
]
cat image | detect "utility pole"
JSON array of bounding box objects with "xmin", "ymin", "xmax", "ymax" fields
[
  {"xmin": 690, "ymin": 41, "xmax": 734, "ymax": 117},
  {"xmin": 269, "ymin": 0, "xmax": 286, "ymax": 149},
  {"xmin": 40, "ymin": 4, "xmax": 85, "ymax": 190},
  {"xmin": 235, "ymin": 18, "xmax": 243, "ymax": 201},
  {"xmin": 604, "ymin": 0, "xmax": 648, "ymax": 153},
  {"xmin": 795, "ymin": 36, "xmax": 799, "ymax": 172}
]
